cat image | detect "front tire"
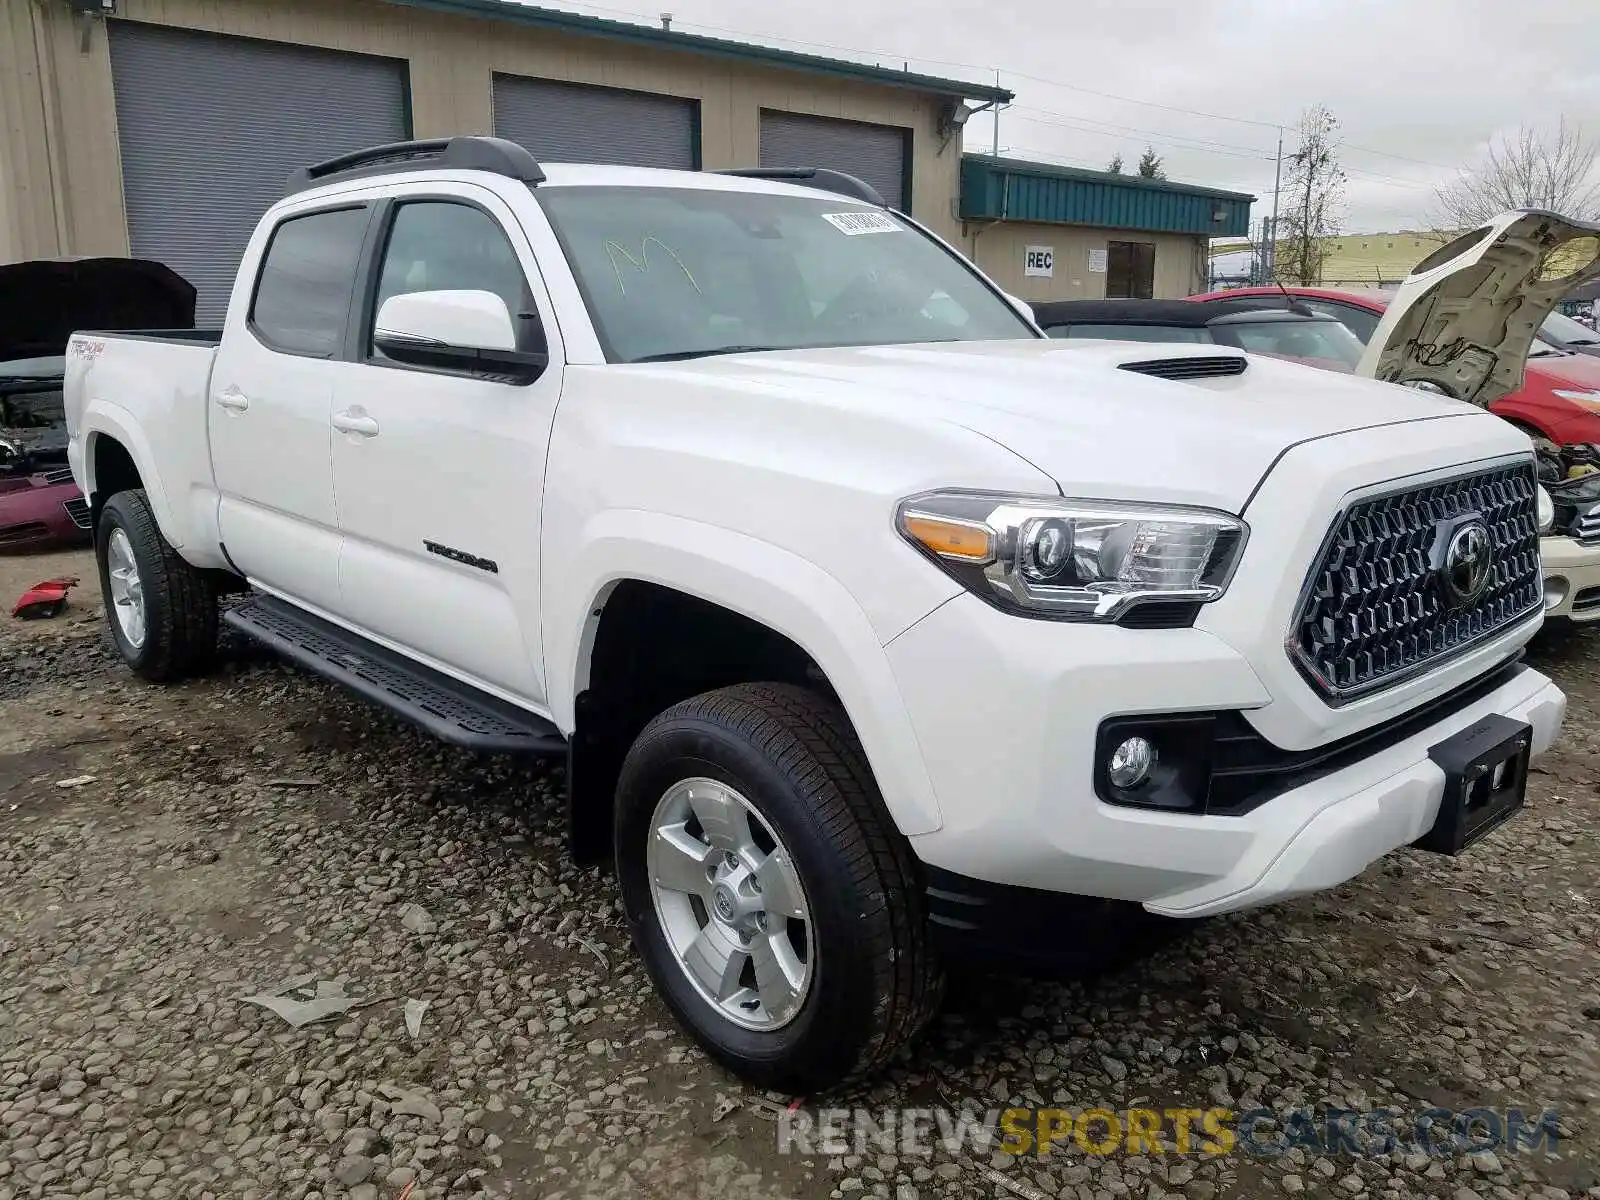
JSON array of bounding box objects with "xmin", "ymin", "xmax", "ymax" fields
[
  {"xmin": 95, "ymin": 489, "xmax": 218, "ymax": 682},
  {"xmin": 615, "ymin": 682, "xmax": 942, "ymax": 1094}
]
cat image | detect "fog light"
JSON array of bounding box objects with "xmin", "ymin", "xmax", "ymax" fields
[
  {"xmin": 1545, "ymin": 575, "xmax": 1569, "ymax": 611},
  {"xmin": 1108, "ymin": 736, "xmax": 1157, "ymax": 789}
]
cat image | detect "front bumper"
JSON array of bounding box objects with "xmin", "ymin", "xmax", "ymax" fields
[
  {"xmin": 1540, "ymin": 534, "xmax": 1600, "ymax": 622},
  {"xmin": 886, "ymin": 593, "xmax": 1564, "ymax": 922}
]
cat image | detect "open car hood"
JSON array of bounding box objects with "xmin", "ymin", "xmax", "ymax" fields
[
  {"xmin": 1356, "ymin": 209, "xmax": 1600, "ymax": 407},
  {"xmin": 0, "ymin": 258, "xmax": 195, "ymax": 363}
]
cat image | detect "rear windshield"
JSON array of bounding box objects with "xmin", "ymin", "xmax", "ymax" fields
[
  {"xmin": 1213, "ymin": 318, "xmax": 1363, "ymax": 371},
  {"xmin": 1045, "ymin": 324, "xmax": 1210, "ymax": 343},
  {"xmin": 537, "ymin": 186, "xmax": 1035, "ymax": 362}
]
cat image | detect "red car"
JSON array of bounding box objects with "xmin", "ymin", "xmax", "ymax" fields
[
  {"xmin": 1, "ymin": 257, "xmax": 194, "ymax": 553},
  {"xmin": 1189, "ymin": 285, "xmax": 1600, "ymax": 446},
  {"xmin": 0, "ymin": 467, "xmax": 91, "ymax": 553}
]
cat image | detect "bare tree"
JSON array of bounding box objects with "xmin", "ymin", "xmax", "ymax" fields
[
  {"xmin": 1431, "ymin": 120, "xmax": 1600, "ymax": 230},
  {"xmin": 1137, "ymin": 146, "xmax": 1166, "ymax": 180},
  {"xmin": 1106, "ymin": 153, "xmax": 1124, "ymax": 174},
  {"xmin": 1276, "ymin": 106, "xmax": 1346, "ymax": 285}
]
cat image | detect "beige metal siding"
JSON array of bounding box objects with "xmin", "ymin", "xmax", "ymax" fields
[
  {"xmin": 967, "ymin": 222, "xmax": 1207, "ymax": 301},
  {"xmin": 11, "ymin": 0, "xmax": 964, "ymax": 263},
  {"xmin": 0, "ymin": 0, "xmax": 69, "ymax": 262}
]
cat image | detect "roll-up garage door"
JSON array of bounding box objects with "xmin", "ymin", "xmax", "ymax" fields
[
  {"xmin": 108, "ymin": 22, "xmax": 408, "ymax": 324},
  {"xmin": 493, "ymin": 76, "xmax": 698, "ymax": 170},
  {"xmin": 759, "ymin": 111, "xmax": 909, "ymax": 211}
]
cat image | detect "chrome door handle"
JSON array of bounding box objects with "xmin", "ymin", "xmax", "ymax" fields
[
  {"xmin": 332, "ymin": 409, "xmax": 380, "ymax": 437},
  {"xmin": 215, "ymin": 388, "xmax": 250, "ymax": 412}
]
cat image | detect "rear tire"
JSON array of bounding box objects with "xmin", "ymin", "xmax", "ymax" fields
[
  {"xmin": 615, "ymin": 682, "xmax": 942, "ymax": 1094},
  {"xmin": 95, "ymin": 489, "xmax": 218, "ymax": 682}
]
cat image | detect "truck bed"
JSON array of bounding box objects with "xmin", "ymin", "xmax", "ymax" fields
[{"xmin": 64, "ymin": 329, "xmax": 224, "ymax": 558}]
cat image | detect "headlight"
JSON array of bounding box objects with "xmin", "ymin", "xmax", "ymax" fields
[
  {"xmin": 896, "ymin": 491, "xmax": 1248, "ymax": 622},
  {"xmin": 1537, "ymin": 485, "xmax": 1555, "ymax": 534}
]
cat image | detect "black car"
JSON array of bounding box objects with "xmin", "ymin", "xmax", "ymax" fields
[{"xmin": 1029, "ymin": 298, "xmax": 1366, "ymax": 372}]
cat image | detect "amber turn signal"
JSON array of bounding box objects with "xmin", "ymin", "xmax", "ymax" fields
[{"xmin": 901, "ymin": 513, "xmax": 995, "ymax": 563}]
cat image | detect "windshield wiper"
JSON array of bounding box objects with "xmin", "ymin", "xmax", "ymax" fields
[
  {"xmin": 629, "ymin": 345, "xmax": 788, "ymax": 363},
  {"xmin": 1565, "ymin": 338, "xmax": 1599, "ymax": 346}
]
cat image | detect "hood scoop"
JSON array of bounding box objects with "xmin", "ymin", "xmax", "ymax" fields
[{"xmin": 1118, "ymin": 355, "xmax": 1248, "ymax": 381}]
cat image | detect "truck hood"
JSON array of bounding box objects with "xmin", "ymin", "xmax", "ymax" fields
[
  {"xmin": 1356, "ymin": 209, "xmax": 1600, "ymax": 406},
  {"xmin": 647, "ymin": 339, "xmax": 1480, "ymax": 511},
  {"xmin": 0, "ymin": 258, "xmax": 196, "ymax": 363}
]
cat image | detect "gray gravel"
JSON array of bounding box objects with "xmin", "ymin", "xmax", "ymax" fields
[{"xmin": 2, "ymin": 565, "xmax": 1599, "ymax": 1200}]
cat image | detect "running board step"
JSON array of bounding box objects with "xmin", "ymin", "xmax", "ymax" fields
[{"xmin": 223, "ymin": 595, "xmax": 567, "ymax": 756}]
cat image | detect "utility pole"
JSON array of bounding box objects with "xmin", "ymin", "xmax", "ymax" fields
[
  {"xmin": 991, "ymin": 70, "xmax": 1002, "ymax": 158},
  {"xmin": 1268, "ymin": 125, "xmax": 1283, "ymax": 281}
]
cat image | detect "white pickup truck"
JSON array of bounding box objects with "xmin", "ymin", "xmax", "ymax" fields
[{"xmin": 65, "ymin": 138, "xmax": 1575, "ymax": 1092}]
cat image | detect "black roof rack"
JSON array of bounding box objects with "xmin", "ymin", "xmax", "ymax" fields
[
  {"xmin": 714, "ymin": 168, "xmax": 886, "ymax": 208},
  {"xmin": 287, "ymin": 136, "xmax": 546, "ymax": 194}
]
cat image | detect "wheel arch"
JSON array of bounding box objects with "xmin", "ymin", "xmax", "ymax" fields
[
  {"xmin": 553, "ymin": 512, "xmax": 944, "ymax": 858},
  {"xmin": 83, "ymin": 411, "xmax": 178, "ymax": 545}
]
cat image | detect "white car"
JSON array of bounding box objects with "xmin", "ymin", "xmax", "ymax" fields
[{"xmin": 63, "ymin": 140, "xmax": 1579, "ymax": 1092}]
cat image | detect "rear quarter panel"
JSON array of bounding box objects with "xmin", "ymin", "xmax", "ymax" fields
[{"xmin": 65, "ymin": 333, "xmax": 227, "ymax": 567}]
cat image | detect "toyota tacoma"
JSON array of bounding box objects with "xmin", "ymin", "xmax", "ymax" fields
[{"xmin": 64, "ymin": 140, "xmax": 1582, "ymax": 1092}]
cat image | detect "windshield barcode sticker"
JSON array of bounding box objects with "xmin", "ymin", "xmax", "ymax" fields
[{"xmin": 822, "ymin": 211, "xmax": 901, "ymax": 235}]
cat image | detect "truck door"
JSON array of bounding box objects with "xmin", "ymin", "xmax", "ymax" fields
[
  {"xmin": 210, "ymin": 203, "xmax": 375, "ymax": 613},
  {"xmin": 325, "ymin": 188, "xmax": 561, "ymax": 706}
]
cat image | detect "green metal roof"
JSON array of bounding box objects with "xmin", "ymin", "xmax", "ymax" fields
[
  {"xmin": 383, "ymin": 0, "xmax": 1014, "ymax": 102},
  {"xmin": 961, "ymin": 154, "xmax": 1254, "ymax": 237}
]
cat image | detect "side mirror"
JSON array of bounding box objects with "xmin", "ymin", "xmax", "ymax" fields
[{"xmin": 373, "ymin": 289, "xmax": 548, "ymax": 383}]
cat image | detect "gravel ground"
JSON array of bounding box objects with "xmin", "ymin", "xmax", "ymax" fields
[{"xmin": 2, "ymin": 548, "xmax": 1598, "ymax": 1200}]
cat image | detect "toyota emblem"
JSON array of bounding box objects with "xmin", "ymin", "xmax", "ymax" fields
[{"xmin": 1440, "ymin": 521, "xmax": 1492, "ymax": 607}]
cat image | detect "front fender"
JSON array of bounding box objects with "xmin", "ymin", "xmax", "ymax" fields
[{"xmin": 548, "ymin": 509, "xmax": 944, "ymax": 836}]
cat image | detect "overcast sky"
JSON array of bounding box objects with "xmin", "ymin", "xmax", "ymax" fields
[{"xmin": 539, "ymin": 0, "xmax": 1599, "ymax": 233}]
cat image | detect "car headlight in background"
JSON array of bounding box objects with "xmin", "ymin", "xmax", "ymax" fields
[
  {"xmin": 1537, "ymin": 485, "xmax": 1555, "ymax": 535},
  {"xmin": 896, "ymin": 491, "xmax": 1247, "ymax": 622}
]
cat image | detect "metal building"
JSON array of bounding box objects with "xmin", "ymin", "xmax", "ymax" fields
[
  {"xmin": 960, "ymin": 155, "xmax": 1256, "ymax": 301},
  {"xmin": 0, "ymin": 0, "xmax": 1010, "ymax": 320}
]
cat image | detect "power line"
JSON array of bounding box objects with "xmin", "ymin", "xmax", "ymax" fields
[
  {"xmin": 1000, "ymin": 70, "xmax": 1288, "ymax": 130},
  {"xmin": 535, "ymin": 0, "xmax": 1464, "ymax": 183},
  {"xmin": 1009, "ymin": 105, "xmax": 1277, "ymax": 159}
]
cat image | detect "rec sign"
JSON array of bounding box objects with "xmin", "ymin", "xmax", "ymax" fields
[{"xmin": 1024, "ymin": 245, "xmax": 1054, "ymax": 278}]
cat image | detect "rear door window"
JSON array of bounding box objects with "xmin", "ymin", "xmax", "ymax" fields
[{"xmin": 250, "ymin": 206, "xmax": 370, "ymax": 357}]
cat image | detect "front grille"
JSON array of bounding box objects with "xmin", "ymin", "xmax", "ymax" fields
[
  {"xmin": 63, "ymin": 497, "xmax": 90, "ymax": 530},
  {"xmin": 1575, "ymin": 504, "xmax": 1600, "ymax": 547},
  {"xmin": 1118, "ymin": 355, "xmax": 1247, "ymax": 380},
  {"xmin": 1291, "ymin": 461, "xmax": 1542, "ymax": 701}
]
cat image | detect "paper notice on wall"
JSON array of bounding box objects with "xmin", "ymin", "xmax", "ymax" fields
[
  {"xmin": 1087, "ymin": 247, "xmax": 1108, "ymax": 273},
  {"xmin": 1024, "ymin": 246, "xmax": 1054, "ymax": 278}
]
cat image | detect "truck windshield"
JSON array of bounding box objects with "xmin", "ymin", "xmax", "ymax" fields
[{"xmin": 537, "ymin": 186, "xmax": 1037, "ymax": 363}]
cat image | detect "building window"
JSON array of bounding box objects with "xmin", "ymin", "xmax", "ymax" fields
[{"xmin": 1106, "ymin": 241, "xmax": 1155, "ymax": 299}]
